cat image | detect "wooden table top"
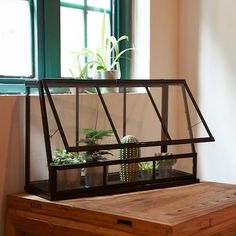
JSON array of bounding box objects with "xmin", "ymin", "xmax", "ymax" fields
[{"xmin": 7, "ymin": 182, "xmax": 236, "ymax": 235}]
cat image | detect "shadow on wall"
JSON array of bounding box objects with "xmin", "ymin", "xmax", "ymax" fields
[
  {"xmin": 179, "ymin": 0, "xmax": 236, "ymax": 183},
  {"xmin": 197, "ymin": 0, "xmax": 236, "ymax": 182},
  {"xmin": 0, "ymin": 97, "xmax": 25, "ymax": 236},
  {"xmin": 178, "ymin": 0, "xmax": 201, "ymax": 173}
]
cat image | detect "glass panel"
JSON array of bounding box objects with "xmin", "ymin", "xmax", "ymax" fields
[
  {"xmin": 167, "ymin": 85, "xmax": 209, "ymax": 140},
  {"xmin": 60, "ymin": 7, "xmax": 84, "ymax": 77},
  {"xmin": 30, "ymin": 92, "xmax": 49, "ymax": 183},
  {"xmin": 87, "ymin": 11, "xmax": 111, "ymax": 52},
  {"xmin": 61, "ymin": 0, "xmax": 84, "ymax": 5},
  {"xmin": 0, "ymin": 1, "xmax": 32, "ymax": 76},
  {"xmin": 87, "ymin": 0, "xmax": 110, "ymax": 9}
]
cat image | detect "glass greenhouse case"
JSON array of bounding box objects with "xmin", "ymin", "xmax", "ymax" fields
[{"xmin": 25, "ymin": 79, "xmax": 214, "ymax": 200}]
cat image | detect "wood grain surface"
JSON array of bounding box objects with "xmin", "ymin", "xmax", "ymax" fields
[{"xmin": 6, "ymin": 182, "xmax": 236, "ymax": 236}]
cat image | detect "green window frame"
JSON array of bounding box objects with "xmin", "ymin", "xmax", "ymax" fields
[
  {"xmin": 0, "ymin": 0, "xmax": 132, "ymax": 94},
  {"xmin": 114, "ymin": 0, "xmax": 132, "ymax": 80}
]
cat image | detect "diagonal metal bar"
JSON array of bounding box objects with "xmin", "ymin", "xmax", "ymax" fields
[
  {"xmin": 161, "ymin": 84, "xmax": 169, "ymax": 153},
  {"xmin": 181, "ymin": 85, "xmax": 195, "ymax": 153},
  {"xmin": 96, "ymin": 87, "xmax": 121, "ymax": 144},
  {"xmin": 38, "ymin": 81, "xmax": 55, "ymax": 197},
  {"xmin": 38, "ymin": 81, "xmax": 53, "ymax": 164},
  {"xmin": 183, "ymin": 81, "xmax": 215, "ymax": 141},
  {"xmin": 43, "ymin": 81, "xmax": 69, "ymax": 150},
  {"xmin": 123, "ymin": 87, "xmax": 127, "ymax": 137},
  {"xmin": 145, "ymin": 85, "xmax": 171, "ymax": 141}
]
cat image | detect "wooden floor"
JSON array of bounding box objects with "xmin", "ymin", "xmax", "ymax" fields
[{"xmin": 6, "ymin": 182, "xmax": 236, "ymax": 235}]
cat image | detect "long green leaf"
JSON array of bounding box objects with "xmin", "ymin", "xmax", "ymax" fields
[
  {"xmin": 79, "ymin": 60, "xmax": 97, "ymax": 79},
  {"xmin": 101, "ymin": 11, "xmax": 106, "ymax": 56},
  {"xmin": 107, "ymin": 36, "xmax": 119, "ymax": 59},
  {"xmin": 95, "ymin": 52, "xmax": 107, "ymax": 69},
  {"xmin": 117, "ymin": 35, "xmax": 129, "ymax": 43},
  {"xmin": 110, "ymin": 47, "xmax": 135, "ymax": 70}
]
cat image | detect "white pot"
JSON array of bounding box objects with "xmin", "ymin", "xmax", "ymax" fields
[
  {"xmin": 93, "ymin": 70, "xmax": 121, "ymax": 80},
  {"xmin": 93, "ymin": 70, "xmax": 120, "ymax": 93}
]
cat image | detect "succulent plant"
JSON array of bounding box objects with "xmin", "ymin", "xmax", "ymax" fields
[
  {"xmin": 119, "ymin": 135, "xmax": 140, "ymax": 182},
  {"xmin": 155, "ymin": 152, "xmax": 176, "ymax": 166},
  {"xmin": 139, "ymin": 161, "xmax": 159, "ymax": 171}
]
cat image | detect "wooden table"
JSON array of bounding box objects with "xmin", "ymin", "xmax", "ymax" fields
[{"xmin": 5, "ymin": 182, "xmax": 236, "ymax": 236}]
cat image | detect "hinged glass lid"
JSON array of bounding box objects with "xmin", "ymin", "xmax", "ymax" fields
[{"xmin": 38, "ymin": 79, "xmax": 214, "ymax": 155}]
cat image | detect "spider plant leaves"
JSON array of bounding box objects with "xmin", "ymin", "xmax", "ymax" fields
[
  {"xmin": 71, "ymin": 11, "xmax": 135, "ymax": 79},
  {"xmin": 110, "ymin": 46, "xmax": 135, "ymax": 70},
  {"xmin": 101, "ymin": 10, "xmax": 107, "ymax": 55}
]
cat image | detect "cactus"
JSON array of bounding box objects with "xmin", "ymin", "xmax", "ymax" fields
[{"xmin": 119, "ymin": 135, "xmax": 140, "ymax": 182}]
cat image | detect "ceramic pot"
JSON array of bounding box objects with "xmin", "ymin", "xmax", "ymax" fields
[
  {"xmin": 140, "ymin": 169, "xmax": 153, "ymax": 180},
  {"xmin": 85, "ymin": 166, "xmax": 109, "ymax": 187},
  {"xmin": 93, "ymin": 70, "xmax": 120, "ymax": 93},
  {"xmin": 158, "ymin": 165, "xmax": 172, "ymax": 178},
  {"xmin": 57, "ymin": 169, "xmax": 81, "ymax": 191}
]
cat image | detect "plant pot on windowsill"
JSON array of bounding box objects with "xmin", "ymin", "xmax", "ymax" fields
[
  {"xmin": 94, "ymin": 70, "xmax": 120, "ymax": 93},
  {"xmin": 71, "ymin": 12, "xmax": 134, "ymax": 94}
]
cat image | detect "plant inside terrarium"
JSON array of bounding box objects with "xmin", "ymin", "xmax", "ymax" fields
[
  {"xmin": 80, "ymin": 128, "xmax": 114, "ymax": 161},
  {"xmin": 139, "ymin": 161, "xmax": 159, "ymax": 171},
  {"xmin": 51, "ymin": 148, "xmax": 85, "ymax": 166},
  {"xmin": 155, "ymin": 152, "xmax": 176, "ymax": 166}
]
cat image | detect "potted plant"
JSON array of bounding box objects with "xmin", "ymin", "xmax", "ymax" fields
[
  {"xmin": 139, "ymin": 161, "xmax": 159, "ymax": 180},
  {"xmin": 51, "ymin": 148, "xmax": 85, "ymax": 191},
  {"xmin": 155, "ymin": 152, "xmax": 176, "ymax": 178},
  {"xmin": 80, "ymin": 128, "xmax": 113, "ymax": 187},
  {"xmin": 74, "ymin": 13, "xmax": 134, "ymax": 83},
  {"xmin": 119, "ymin": 135, "xmax": 140, "ymax": 182}
]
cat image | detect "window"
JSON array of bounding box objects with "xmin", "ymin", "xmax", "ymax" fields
[
  {"xmin": 0, "ymin": 0, "xmax": 131, "ymax": 94},
  {"xmin": 60, "ymin": 0, "xmax": 111, "ymax": 77},
  {"xmin": 0, "ymin": 0, "xmax": 33, "ymax": 78}
]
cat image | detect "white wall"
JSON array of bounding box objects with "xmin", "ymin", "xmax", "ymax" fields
[
  {"xmin": 179, "ymin": 0, "xmax": 236, "ymax": 183},
  {"xmin": 150, "ymin": 0, "xmax": 179, "ymax": 78}
]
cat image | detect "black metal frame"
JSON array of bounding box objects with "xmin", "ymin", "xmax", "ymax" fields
[{"xmin": 25, "ymin": 79, "xmax": 215, "ymax": 200}]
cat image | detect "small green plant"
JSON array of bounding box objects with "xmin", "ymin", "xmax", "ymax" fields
[
  {"xmin": 155, "ymin": 152, "xmax": 176, "ymax": 166},
  {"xmin": 71, "ymin": 12, "xmax": 134, "ymax": 79},
  {"xmin": 51, "ymin": 148, "xmax": 85, "ymax": 166},
  {"xmin": 139, "ymin": 161, "xmax": 159, "ymax": 171},
  {"xmin": 80, "ymin": 128, "xmax": 113, "ymax": 161},
  {"xmin": 80, "ymin": 128, "xmax": 113, "ymax": 145}
]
